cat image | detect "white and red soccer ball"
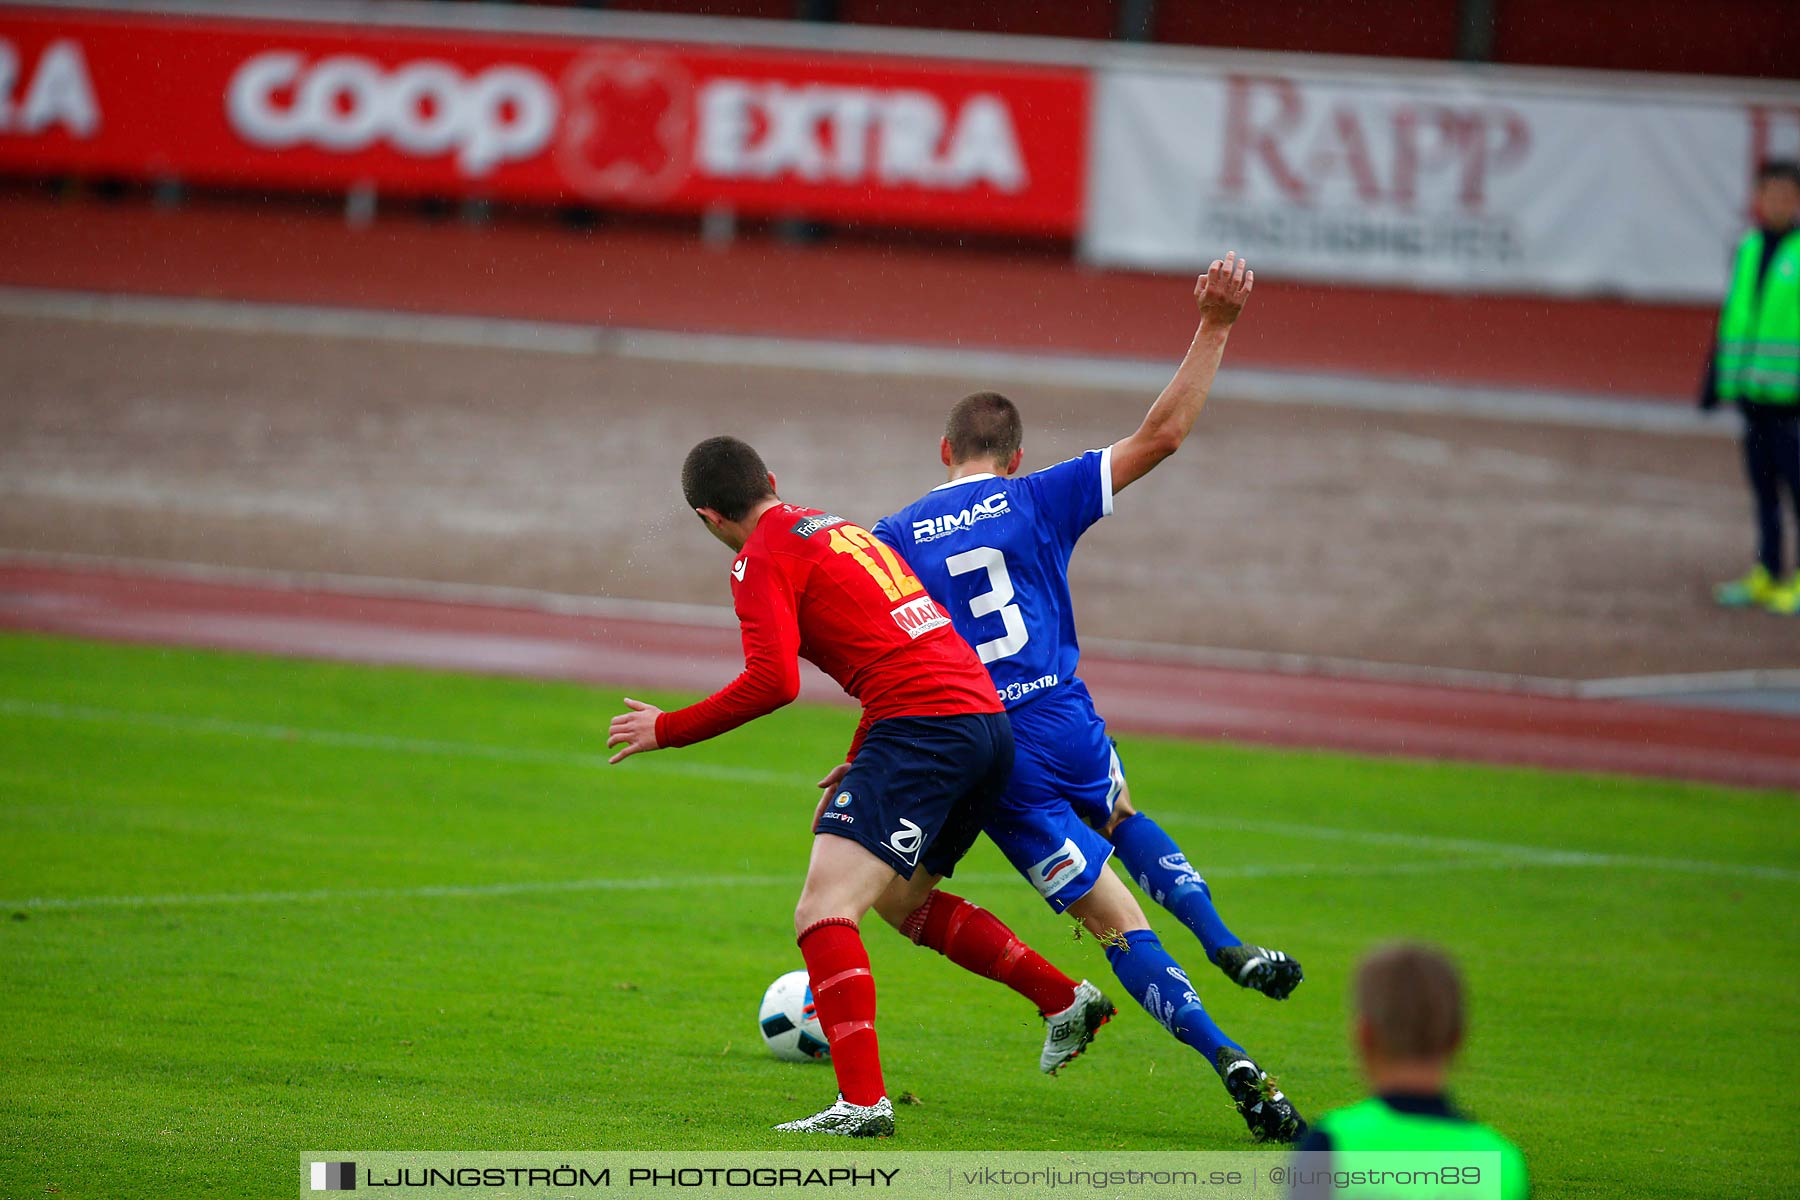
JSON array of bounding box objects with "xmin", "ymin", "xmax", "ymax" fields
[{"xmin": 758, "ymin": 969, "xmax": 830, "ymax": 1063}]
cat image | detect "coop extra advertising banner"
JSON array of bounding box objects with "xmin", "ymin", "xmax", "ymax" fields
[
  {"xmin": 1086, "ymin": 65, "xmax": 1800, "ymax": 300},
  {"xmin": 0, "ymin": 4, "xmax": 1088, "ymax": 234}
]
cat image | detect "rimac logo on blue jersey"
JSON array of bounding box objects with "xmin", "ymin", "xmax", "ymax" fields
[{"xmin": 911, "ymin": 492, "xmax": 1010, "ymax": 543}]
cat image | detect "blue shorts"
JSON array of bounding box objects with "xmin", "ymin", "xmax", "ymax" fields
[
  {"xmin": 814, "ymin": 711, "xmax": 1013, "ymax": 880},
  {"xmin": 984, "ymin": 679, "xmax": 1123, "ymax": 913}
]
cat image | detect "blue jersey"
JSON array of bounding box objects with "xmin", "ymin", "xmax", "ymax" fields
[{"xmin": 873, "ymin": 448, "xmax": 1112, "ymax": 710}]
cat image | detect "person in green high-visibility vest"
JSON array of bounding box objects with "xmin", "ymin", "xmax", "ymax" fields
[
  {"xmin": 1702, "ymin": 160, "xmax": 1800, "ymax": 616},
  {"xmin": 1288, "ymin": 944, "xmax": 1528, "ymax": 1199}
]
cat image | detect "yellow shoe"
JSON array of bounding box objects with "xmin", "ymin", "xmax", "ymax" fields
[
  {"xmin": 1764, "ymin": 581, "xmax": 1800, "ymax": 616},
  {"xmin": 1715, "ymin": 565, "xmax": 1776, "ymax": 608}
]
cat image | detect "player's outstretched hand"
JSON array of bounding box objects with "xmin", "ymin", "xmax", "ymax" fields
[
  {"xmin": 607, "ymin": 697, "xmax": 663, "ymax": 764},
  {"xmin": 1195, "ymin": 251, "xmax": 1253, "ymax": 327}
]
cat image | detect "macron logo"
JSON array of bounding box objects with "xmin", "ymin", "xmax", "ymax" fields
[
  {"xmin": 890, "ymin": 595, "xmax": 951, "ymax": 639},
  {"xmin": 911, "ymin": 492, "xmax": 1010, "ymax": 543},
  {"xmin": 731, "ymin": 559, "xmax": 747, "ymax": 582}
]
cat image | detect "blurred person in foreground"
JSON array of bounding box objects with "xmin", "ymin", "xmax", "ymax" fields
[
  {"xmin": 1702, "ymin": 159, "xmax": 1800, "ymax": 616},
  {"xmin": 1288, "ymin": 944, "xmax": 1528, "ymax": 1199}
]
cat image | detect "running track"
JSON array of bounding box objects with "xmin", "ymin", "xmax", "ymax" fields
[
  {"xmin": 0, "ymin": 194, "xmax": 1714, "ymax": 400},
  {"xmin": 4, "ymin": 564, "xmax": 1796, "ymax": 792}
]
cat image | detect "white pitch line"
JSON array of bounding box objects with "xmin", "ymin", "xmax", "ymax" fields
[
  {"xmin": 0, "ymin": 286, "xmax": 1725, "ymax": 437},
  {"xmin": 2, "ymin": 874, "xmax": 795, "ymax": 912},
  {"xmin": 1155, "ymin": 813, "xmax": 1800, "ymax": 883},
  {"xmin": 0, "ymin": 852, "xmax": 1761, "ymax": 915},
  {"xmin": 0, "ymin": 547, "xmax": 743, "ymax": 629},
  {"xmin": 4, "ymin": 695, "xmax": 1794, "ymax": 886},
  {"xmin": 0, "ymin": 697, "xmax": 800, "ymax": 789},
  {"xmin": 0, "ymin": 859, "xmax": 1531, "ymax": 914}
]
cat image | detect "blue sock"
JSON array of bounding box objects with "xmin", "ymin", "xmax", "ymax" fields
[
  {"xmin": 1110, "ymin": 813, "xmax": 1240, "ymax": 964},
  {"xmin": 1105, "ymin": 930, "xmax": 1241, "ymax": 1071}
]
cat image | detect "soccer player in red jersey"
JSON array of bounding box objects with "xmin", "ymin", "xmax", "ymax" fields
[{"xmin": 606, "ymin": 437, "xmax": 1105, "ymax": 1137}]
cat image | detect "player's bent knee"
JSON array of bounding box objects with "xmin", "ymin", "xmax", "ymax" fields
[
  {"xmin": 871, "ymin": 871, "xmax": 941, "ymax": 933},
  {"xmin": 792, "ymin": 881, "xmax": 849, "ymax": 935},
  {"xmin": 793, "ymin": 894, "xmax": 850, "ymax": 938},
  {"xmin": 869, "ymin": 891, "xmax": 915, "ymax": 932},
  {"xmin": 1101, "ymin": 795, "xmax": 1138, "ymax": 839},
  {"xmin": 1069, "ymin": 870, "xmax": 1150, "ymax": 935},
  {"xmin": 793, "ymin": 883, "xmax": 865, "ymax": 935}
]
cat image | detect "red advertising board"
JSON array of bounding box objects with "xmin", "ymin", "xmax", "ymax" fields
[{"xmin": 0, "ymin": 5, "xmax": 1087, "ymax": 234}]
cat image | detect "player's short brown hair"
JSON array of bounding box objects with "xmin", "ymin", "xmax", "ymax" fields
[
  {"xmin": 944, "ymin": 392, "xmax": 1022, "ymax": 467},
  {"xmin": 1757, "ymin": 159, "xmax": 1800, "ymax": 186},
  {"xmin": 682, "ymin": 436, "xmax": 776, "ymax": 522},
  {"xmin": 1354, "ymin": 943, "xmax": 1465, "ymax": 1062}
]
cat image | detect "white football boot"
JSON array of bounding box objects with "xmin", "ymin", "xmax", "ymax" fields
[
  {"xmin": 772, "ymin": 1094, "xmax": 895, "ymax": 1137},
  {"xmin": 1040, "ymin": 979, "xmax": 1117, "ymax": 1074}
]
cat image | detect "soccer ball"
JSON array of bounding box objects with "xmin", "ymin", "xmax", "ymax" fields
[{"xmin": 757, "ymin": 968, "xmax": 830, "ymax": 1063}]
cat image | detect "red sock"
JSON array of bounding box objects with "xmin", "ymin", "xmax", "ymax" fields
[
  {"xmin": 903, "ymin": 891, "xmax": 1078, "ymax": 1016},
  {"xmin": 797, "ymin": 918, "xmax": 885, "ymax": 1106}
]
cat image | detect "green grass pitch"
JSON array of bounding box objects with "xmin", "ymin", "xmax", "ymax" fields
[{"xmin": 1, "ymin": 633, "xmax": 1796, "ymax": 1199}]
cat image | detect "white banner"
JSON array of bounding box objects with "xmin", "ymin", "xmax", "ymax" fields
[{"xmin": 1085, "ymin": 66, "xmax": 1800, "ymax": 301}]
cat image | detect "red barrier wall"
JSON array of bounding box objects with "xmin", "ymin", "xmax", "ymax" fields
[
  {"xmin": 1493, "ymin": 0, "xmax": 1800, "ymax": 79},
  {"xmin": 1157, "ymin": 0, "xmax": 1461, "ymax": 62},
  {"xmin": 0, "ymin": 4, "xmax": 1088, "ymax": 235},
  {"xmin": 593, "ymin": 0, "xmax": 1796, "ymax": 78}
]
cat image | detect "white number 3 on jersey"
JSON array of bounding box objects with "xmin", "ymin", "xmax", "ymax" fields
[{"xmin": 944, "ymin": 546, "xmax": 1029, "ymax": 664}]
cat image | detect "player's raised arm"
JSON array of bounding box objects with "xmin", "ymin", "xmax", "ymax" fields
[{"xmin": 1108, "ymin": 252, "xmax": 1253, "ymax": 494}]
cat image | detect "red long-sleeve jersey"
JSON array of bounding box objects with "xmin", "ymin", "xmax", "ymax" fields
[{"xmin": 654, "ymin": 504, "xmax": 1001, "ymax": 755}]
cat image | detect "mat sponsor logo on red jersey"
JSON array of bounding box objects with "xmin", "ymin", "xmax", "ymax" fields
[{"xmin": 889, "ymin": 595, "xmax": 951, "ymax": 639}]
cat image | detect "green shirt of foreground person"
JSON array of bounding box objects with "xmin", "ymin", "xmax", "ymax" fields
[{"xmin": 1288, "ymin": 944, "xmax": 1528, "ymax": 1199}]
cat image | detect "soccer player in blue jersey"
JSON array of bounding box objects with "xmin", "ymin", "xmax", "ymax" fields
[{"xmin": 867, "ymin": 253, "xmax": 1307, "ymax": 1142}]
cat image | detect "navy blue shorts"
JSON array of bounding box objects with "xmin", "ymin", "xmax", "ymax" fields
[
  {"xmin": 814, "ymin": 711, "xmax": 1013, "ymax": 880},
  {"xmin": 985, "ymin": 679, "xmax": 1122, "ymax": 913}
]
